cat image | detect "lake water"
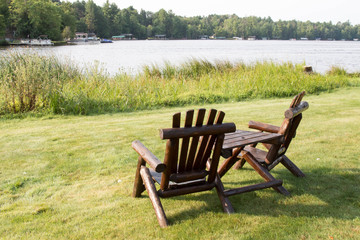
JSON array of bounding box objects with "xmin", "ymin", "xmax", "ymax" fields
[{"xmin": 2, "ymin": 40, "xmax": 360, "ymax": 75}]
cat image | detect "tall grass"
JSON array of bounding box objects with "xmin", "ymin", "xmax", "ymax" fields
[
  {"xmin": 0, "ymin": 51, "xmax": 79, "ymax": 114},
  {"xmin": 0, "ymin": 51, "xmax": 359, "ymax": 116}
]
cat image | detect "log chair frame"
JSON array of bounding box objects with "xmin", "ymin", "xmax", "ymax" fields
[
  {"xmin": 132, "ymin": 109, "xmax": 236, "ymax": 227},
  {"xmin": 234, "ymin": 91, "xmax": 309, "ymax": 181}
]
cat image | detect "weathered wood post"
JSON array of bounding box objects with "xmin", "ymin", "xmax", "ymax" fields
[{"xmin": 303, "ymin": 66, "xmax": 313, "ymax": 73}]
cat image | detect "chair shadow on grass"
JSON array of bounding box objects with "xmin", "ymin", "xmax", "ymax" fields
[{"xmin": 161, "ymin": 166, "xmax": 360, "ymax": 225}]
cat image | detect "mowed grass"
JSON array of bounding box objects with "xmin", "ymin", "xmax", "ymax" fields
[{"xmin": 0, "ymin": 88, "xmax": 359, "ymax": 239}]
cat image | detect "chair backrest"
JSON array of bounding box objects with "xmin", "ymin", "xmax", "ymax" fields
[
  {"xmin": 158, "ymin": 109, "xmax": 236, "ymax": 195},
  {"xmin": 265, "ymin": 92, "xmax": 309, "ymax": 165}
]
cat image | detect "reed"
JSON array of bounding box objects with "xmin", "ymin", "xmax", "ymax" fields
[{"xmin": 0, "ymin": 51, "xmax": 359, "ymax": 116}]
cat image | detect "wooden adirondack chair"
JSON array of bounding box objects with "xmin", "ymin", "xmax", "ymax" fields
[
  {"xmin": 234, "ymin": 91, "xmax": 309, "ymax": 180},
  {"xmin": 132, "ymin": 109, "xmax": 236, "ymax": 227}
]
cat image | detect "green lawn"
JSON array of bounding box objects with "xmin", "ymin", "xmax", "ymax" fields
[{"xmin": 0, "ymin": 88, "xmax": 359, "ymax": 239}]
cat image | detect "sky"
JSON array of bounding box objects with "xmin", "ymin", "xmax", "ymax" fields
[{"xmin": 88, "ymin": 0, "xmax": 360, "ymax": 25}]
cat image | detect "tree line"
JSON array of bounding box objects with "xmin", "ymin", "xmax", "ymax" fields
[{"xmin": 1, "ymin": 0, "xmax": 360, "ymax": 41}]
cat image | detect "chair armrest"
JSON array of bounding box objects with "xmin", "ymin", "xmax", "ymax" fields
[
  {"xmin": 132, "ymin": 140, "xmax": 166, "ymax": 173},
  {"xmin": 248, "ymin": 121, "xmax": 280, "ymax": 133}
]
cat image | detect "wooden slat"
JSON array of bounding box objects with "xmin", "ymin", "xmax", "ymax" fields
[
  {"xmin": 283, "ymin": 114, "xmax": 302, "ymax": 149},
  {"xmin": 289, "ymin": 94, "xmax": 299, "ymax": 108},
  {"xmin": 169, "ymin": 170, "xmax": 208, "ymax": 183},
  {"xmin": 222, "ymin": 131, "xmax": 283, "ymax": 150},
  {"xmin": 186, "ymin": 109, "xmax": 206, "ymax": 171},
  {"xmin": 193, "ymin": 109, "xmax": 217, "ymax": 170},
  {"xmin": 178, "ymin": 110, "xmax": 194, "ymax": 173},
  {"xmin": 223, "ymin": 130, "xmax": 255, "ymax": 140},
  {"xmin": 171, "ymin": 112, "xmax": 181, "ymax": 174},
  {"xmin": 264, "ymin": 142, "xmax": 282, "ymax": 164},
  {"xmin": 223, "ymin": 131, "xmax": 264, "ymax": 145},
  {"xmin": 295, "ymin": 91, "xmax": 305, "ymax": 106},
  {"xmin": 208, "ymin": 133, "xmax": 225, "ymax": 183},
  {"xmin": 200, "ymin": 111, "xmax": 225, "ymax": 169},
  {"xmin": 224, "ymin": 131, "xmax": 267, "ymax": 143},
  {"xmin": 290, "ymin": 91, "xmax": 305, "ymax": 108}
]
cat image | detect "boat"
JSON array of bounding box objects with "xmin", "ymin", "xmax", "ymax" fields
[
  {"xmin": 100, "ymin": 39, "xmax": 113, "ymax": 43},
  {"xmin": 20, "ymin": 35, "xmax": 54, "ymax": 46}
]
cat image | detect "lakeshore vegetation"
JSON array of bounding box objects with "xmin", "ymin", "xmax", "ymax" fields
[
  {"xmin": 1, "ymin": 0, "xmax": 360, "ymax": 41},
  {"xmin": 0, "ymin": 51, "xmax": 359, "ymax": 116},
  {"xmin": 0, "ymin": 88, "xmax": 359, "ymax": 239}
]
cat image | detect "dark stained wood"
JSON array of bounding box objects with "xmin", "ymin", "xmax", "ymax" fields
[
  {"xmin": 264, "ymin": 142, "xmax": 282, "ymax": 164},
  {"xmin": 222, "ymin": 92, "xmax": 309, "ymax": 198},
  {"xmin": 248, "ymin": 120, "xmax": 280, "ymax": 133},
  {"xmin": 283, "ymin": 114, "xmax": 302, "ymax": 149},
  {"xmin": 132, "ymin": 108, "xmax": 236, "ymax": 227},
  {"xmin": 284, "ymin": 101, "xmax": 309, "ymax": 119},
  {"xmin": 171, "ymin": 113, "xmax": 181, "ymax": 174},
  {"xmin": 280, "ymin": 155, "xmax": 306, "ymax": 177},
  {"xmin": 140, "ymin": 166, "xmax": 168, "ymax": 228},
  {"xmin": 208, "ymin": 133, "xmax": 225, "ymax": 183},
  {"xmin": 132, "ymin": 140, "xmax": 166, "ymax": 173},
  {"xmin": 222, "ymin": 130, "xmax": 283, "ymax": 150},
  {"xmin": 224, "ymin": 179, "xmax": 283, "ymax": 196},
  {"xmin": 303, "ymin": 66, "xmax": 313, "ymax": 74},
  {"xmin": 185, "ymin": 109, "xmax": 205, "ymax": 171},
  {"xmin": 193, "ymin": 109, "xmax": 217, "ymax": 170},
  {"xmin": 294, "ymin": 91, "xmax": 305, "ymax": 106},
  {"xmin": 169, "ymin": 170, "xmax": 208, "ymax": 183},
  {"xmin": 160, "ymin": 139, "xmax": 175, "ymax": 190},
  {"xmin": 241, "ymin": 150, "xmax": 290, "ymax": 195},
  {"xmin": 218, "ymin": 147, "xmax": 244, "ymax": 177},
  {"xmin": 214, "ymin": 174, "xmax": 234, "ymax": 213},
  {"xmin": 178, "ymin": 110, "xmax": 194, "ymax": 173},
  {"xmin": 200, "ymin": 111, "xmax": 225, "ymax": 169},
  {"xmin": 160, "ymin": 123, "xmax": 236, "ymax": 140},
  {"xmin": 132, "ymin": 156, "xmax": 146, "ymax": 197},
  {"xmin": 158, "ymin": 183, "xmax": 215, "ymax": 198}
]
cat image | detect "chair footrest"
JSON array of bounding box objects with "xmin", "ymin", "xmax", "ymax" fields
[{"xmin": 223, "ymin": 179, "xmax": 283, "ymax": 197}]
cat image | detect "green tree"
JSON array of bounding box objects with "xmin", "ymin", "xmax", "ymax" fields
[
  {"xmin": 85, "ymin": 0, "xmax": 96, "ymax": 32},
  {"xmin": 10, "ymin": 0, "xmax": 62, "ymax": 40},
  {"xmin": 59, "ymin": 1, "xmax": 76, "ymax": 38},
  {"xmin": 0, "ymin": 14, "xmax": 5, "ymax": 38}
]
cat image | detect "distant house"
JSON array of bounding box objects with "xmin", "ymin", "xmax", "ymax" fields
[
  {"xmin": 112, "ymin": 34, "xmax": 135, "ymax": 40},
  {"xmin": 199, "ymin": 35, "xmax": 209, "ymax": 39},
  {"xmin": 75, "ymin": 32, "xmax": 88, "ymax": 40},
  {"xmin": 210, "ymin": 35, "xmax": 226, "ymax": 40},
  {"xmin": 154, "ymin": 34, "xmax": 167, "ymax": 40}
]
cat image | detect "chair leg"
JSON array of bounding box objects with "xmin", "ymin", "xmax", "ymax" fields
[
  {"xmin": 242, "ymin": 151, "xmax": 290, "ymax": 196},
  {"xmin": 233, "ymin": 158, "xmax": 246, "ymax": 169},
  {"xmin": 132, "ymin": 156, "xmax": 146, "ymax": 198},
  {"xmin": 214, "ymin": 174, "xmax": 234, "ymax": 214},
  {"xmin": 281, "ymin": 155, "xmax": 305, "ymax": 177},
  {"xmin": 218, "ymin": 147, "xmax": 244, "ymax": 177},
  {"xmin": 140, "ymin": 166, "xmax": 169, "ymax": 228}
]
